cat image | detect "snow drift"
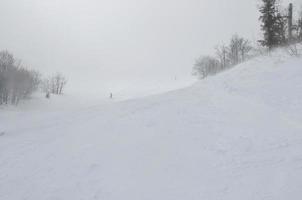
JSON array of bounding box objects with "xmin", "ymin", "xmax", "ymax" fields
[{"xmin": 0, "ymin": 51, "xmax": 302, "ymax": 200}]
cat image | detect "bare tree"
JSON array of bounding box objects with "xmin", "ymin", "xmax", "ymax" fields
[
  {"xmin": 238, "ymin": 38, "xmax": 253, "ymax": 62},
  {"xmin": 228, "ymin": 35, "xmax": 241, "ymax": 65},
  {"xmin": 192, "ymin": 56, "xmax": 220, "ymax": 79},
  {"xmin": 215, "ymin": 44, "xmax": 229, "ymax": 70},
  {"xmin": 42, "ymin": 73, "xmax": 67, "ymax": 96},
  {"xmin": 228, "ymin": 35, "xmax": 252, "ymax": 66}
]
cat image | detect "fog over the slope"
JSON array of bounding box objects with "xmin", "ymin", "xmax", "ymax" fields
[{"xmin": 0, "ymin": 0, "xmax": 299, "ymax": 95}]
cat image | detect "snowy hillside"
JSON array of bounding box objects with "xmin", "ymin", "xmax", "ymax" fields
[{"xmin": 1, "ymin": 53, "xmax": 302, "ymax": 200}]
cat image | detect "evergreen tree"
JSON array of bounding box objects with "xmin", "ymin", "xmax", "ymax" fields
[
  {"xmin": 298, "ymin": 10, "xmax": 302, "ymax": 41},
  {"xmin": 259, "ymin": 0, "xmax": 283, "ymax": 50},
  {"xmin": 275, "ymin": 12, "xmax": 287, "ymax": 45}
]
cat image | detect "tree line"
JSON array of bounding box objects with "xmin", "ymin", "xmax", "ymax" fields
[
  {"xmin": 193, "ymin": 0, "xmax": 302, "ymax": 79},
  {"xmin": 193, "ymin": 35, "xmax": 253, "ymax": 79},
  {"xmin": 0, "ymin": 50, "xmax": 67, "ymax": 105}
]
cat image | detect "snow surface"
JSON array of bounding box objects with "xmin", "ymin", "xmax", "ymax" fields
[{"xmin": 1, "ymin": 52, "xmax": 302, "ymax": 200}]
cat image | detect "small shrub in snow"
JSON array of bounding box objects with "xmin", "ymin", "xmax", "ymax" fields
[{"xmin": 286, "ymin": 43, "xmax": 302, "ymax": 57}]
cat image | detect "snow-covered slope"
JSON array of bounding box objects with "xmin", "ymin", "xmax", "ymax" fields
[{"xmin": 0, "ymin": 53, "xmax": 302, "ymax": 200}]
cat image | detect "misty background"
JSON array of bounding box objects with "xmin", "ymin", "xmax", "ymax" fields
[{"xmin": 0, "ymin": 0, "xmax": 299, "ymax": 96}]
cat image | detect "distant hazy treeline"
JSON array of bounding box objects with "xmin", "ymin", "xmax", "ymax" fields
[{"xmin": 0, "ymin": 51, "xmax": 67, "ymax": 106}]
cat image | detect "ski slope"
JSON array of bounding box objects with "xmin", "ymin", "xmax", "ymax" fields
[{"xmin": 0, "ymin": 52, "xmax": 302, "ymax": 200}]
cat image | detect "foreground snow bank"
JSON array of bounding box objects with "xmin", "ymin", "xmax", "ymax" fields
[{"xmin": 0, "ymin": 53, "xmax": 302, "ymax": 200}]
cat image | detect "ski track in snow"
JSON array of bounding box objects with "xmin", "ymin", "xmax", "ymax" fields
[{"xmin": 1, "ymin": 53, "xmax": 302, "ymax": 200}]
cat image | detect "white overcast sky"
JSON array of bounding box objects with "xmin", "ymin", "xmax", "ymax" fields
[{"xmin": 0, "ymin": 0, "xmax": 300, "ymax": 93}]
